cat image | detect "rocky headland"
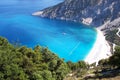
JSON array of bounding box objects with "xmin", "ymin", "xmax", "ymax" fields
[{"xmin": 33, "ymin": 0, "xmax": 120, "ymax": 27}]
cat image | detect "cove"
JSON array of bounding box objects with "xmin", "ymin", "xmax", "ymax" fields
[{"xmin": 0, "ymin": 0, "xmax": 97, "ymax": 62}]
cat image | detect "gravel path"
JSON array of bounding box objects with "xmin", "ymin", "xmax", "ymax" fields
[{"xmin": 116, "ymin": 28, "xmax": 120, "ymax": 37}]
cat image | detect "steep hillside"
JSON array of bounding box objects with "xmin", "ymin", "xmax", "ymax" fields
[{"xmin": 33, "ymin": 0, "xmax": 120, "ymax": 27}]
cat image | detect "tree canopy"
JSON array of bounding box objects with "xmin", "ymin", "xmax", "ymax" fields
[{"xmin": 0, "ymin": 37, "xmax": 88, "ymax": 80}]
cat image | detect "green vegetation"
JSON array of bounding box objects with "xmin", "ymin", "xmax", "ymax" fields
[
  {"xmin": 85, "ymin": 45, "xmax": 120, "ymax": 80},
  {"xmin": 97, "ymin": 46, "xmax": 120, "ymax": 69},
  {"xmin": 1, "ymin": 36, "xmax": 120, "ymax": 80},
  {"xmin": 105, "ymin": 29, "xmax": 120, "ymax": 45},
  {"xmin": 0, "ymin": 37, "xmax": 88, "ymax": 80},
  {"xmin": 109, "ymin": 46, "xmax": 120, "ymax": 68}
]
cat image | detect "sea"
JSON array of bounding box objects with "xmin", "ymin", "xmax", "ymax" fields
[{"xmin": 0, "ymin": 0, "xmax": 97, "ymax": 62}]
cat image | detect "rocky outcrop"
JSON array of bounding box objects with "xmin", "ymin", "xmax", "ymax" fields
[
  {"xmin": 34, "ymin": 0, "xmax": 120, "ymax": 27},
  {"xmin": 100, "ymin": 17, "xmax": 120, "ymax": 31}
]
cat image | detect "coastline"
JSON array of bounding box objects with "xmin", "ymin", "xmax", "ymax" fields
[
  {"xmin": 85, "ymin": 28, "xmax": 111, "ymax": 65},
  {"xmin": 32, "ymin": 11, "xmax": 43, "ymax": 16}
]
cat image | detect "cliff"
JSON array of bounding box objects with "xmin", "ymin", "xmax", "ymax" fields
[{"xmin": 33, "ymin": 0, "xmax": 120, "ymax": 27}]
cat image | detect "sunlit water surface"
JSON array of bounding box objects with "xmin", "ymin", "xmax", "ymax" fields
[{"xmin": 0, "ymin": 0, "xmax": 97, "ymax": 62}]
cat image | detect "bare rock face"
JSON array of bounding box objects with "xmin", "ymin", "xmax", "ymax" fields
[{"xmin": 36, "ymin": 0, "xmax": 120, "ymax": 27}]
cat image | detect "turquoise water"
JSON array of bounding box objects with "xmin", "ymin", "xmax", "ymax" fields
[{"xmin": 0, "ymin": 0, "xmax": 97, "ymax": 62}]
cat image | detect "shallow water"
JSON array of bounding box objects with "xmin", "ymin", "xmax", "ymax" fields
[{"xmin": 0, "ymin": 0, "xmax": 97, "ymax": 62}]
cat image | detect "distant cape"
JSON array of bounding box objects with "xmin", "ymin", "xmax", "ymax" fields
[{"xmin": 33, "ymin": 0, "xmax": 120, "ymax": 27}]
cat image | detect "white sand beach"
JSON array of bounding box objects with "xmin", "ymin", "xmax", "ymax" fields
[
  {"xmin": 85, "ymin": 28, "xmax": 111, "ymax": 65},
  {"xmin": 32, "ymin": 11, "xmax": 43, "ymax": 16}
]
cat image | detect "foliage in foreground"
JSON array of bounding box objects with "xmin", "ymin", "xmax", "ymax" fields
[
  {"xmin": 1, "ymin": 36, "xmax": 120, "ymax": 80},
  {"xmin": 0, "ymin": 37, "xmax": 87, "ymax": 80}
]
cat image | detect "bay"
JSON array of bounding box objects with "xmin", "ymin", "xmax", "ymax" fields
[{"xmin": 0, "ymin": 0, "xmax": 97, "ymax": 62}]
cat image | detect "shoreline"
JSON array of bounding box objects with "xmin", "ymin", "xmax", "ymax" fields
[
  {"xmin": 85, "ymin": 28, "xmax": 111, "ymax": 65},
  {"xmin": 32, "ymin": 11, "xmax": 43, "ymax": 16}
]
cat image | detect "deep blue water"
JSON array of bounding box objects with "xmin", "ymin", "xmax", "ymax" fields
[{"xmin": 0, "ymin": 0, "xmax": 97, "ymax": 62}]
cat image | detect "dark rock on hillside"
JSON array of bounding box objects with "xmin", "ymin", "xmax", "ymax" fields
[{"xmin": 33, "ymin": 0, "xmax": 120, "ymax": 27}]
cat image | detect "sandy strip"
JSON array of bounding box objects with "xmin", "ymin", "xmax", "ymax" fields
[
  {"xmin": 32, "ymin": 11, "xmax": 43, "ymax": 16},
  {"xmin": 85, "ymin": 28, "xmax": 111, "ymax": 65}
]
